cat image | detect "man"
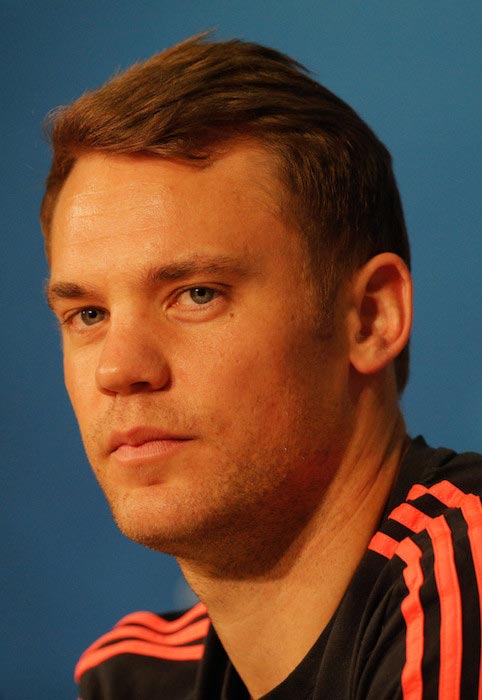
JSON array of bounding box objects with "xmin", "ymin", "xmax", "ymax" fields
[{"xmin": 41, "ymin": 35, "xmax": 481, "ymax": 699}]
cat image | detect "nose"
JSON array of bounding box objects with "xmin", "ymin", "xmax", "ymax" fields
[{"xmin": 95, "ymin": 321, "xmax": 171, "ymax": 395}]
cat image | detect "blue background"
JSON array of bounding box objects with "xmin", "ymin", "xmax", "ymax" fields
[{"xmin": 1, "ymin": 2, "xmax": 480, "ymax": 698}]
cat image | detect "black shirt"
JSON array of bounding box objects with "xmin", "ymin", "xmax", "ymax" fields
[{"xmin": 77, "ymin": 438, "xmax": 482, "ymax": 699}]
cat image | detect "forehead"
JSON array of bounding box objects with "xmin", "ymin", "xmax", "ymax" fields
[
  {"xmin": 48, "ymin": 144, "xmax": 314, "ymax": 298},
  {"xmin": 49, "ymin": 144, "xmax": 297, "ymax": 275},
  {"xmin": 54, "ymin": 143, "xmax": 280, "ymax": 222}
]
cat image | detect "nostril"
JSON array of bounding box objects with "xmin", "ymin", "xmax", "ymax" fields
[{"xmin": 129, "ymin": 378, "xmax": 172, "ymax": 393}]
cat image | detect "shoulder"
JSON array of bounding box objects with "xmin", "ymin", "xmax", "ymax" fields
[
  {"xmin": 76, "ymin": 602, "xmax": 210, "ymax": 700},
  {"xmin": 386, "ymin": 437, "xmax": 482, "ymax": 508},
  {"xmin": 358, "ymin": 441, "xmax": 482, "ymax": 698},
  {"xmin": 369, "ymin": 440, "xmax": 482, "ymax": 610},
  {"xmin": 370, "ymin": 438, "xmax": 482, "ymax": 558}
]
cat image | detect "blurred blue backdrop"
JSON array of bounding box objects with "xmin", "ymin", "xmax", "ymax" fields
[{"xmin": 1, "ymin": 1, "xmax": 480, "ymax": 698}]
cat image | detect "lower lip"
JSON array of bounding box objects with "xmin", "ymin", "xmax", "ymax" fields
[{"xmin": 113, "ymin": 439, "xmax": 190, "ymax": 464}]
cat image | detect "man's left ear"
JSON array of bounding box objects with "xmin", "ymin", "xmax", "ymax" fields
[{"xmin": 347, "ymin": 253, "xmax": 412, "ymax": 376}]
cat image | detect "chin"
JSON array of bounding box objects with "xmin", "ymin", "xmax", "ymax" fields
[
  {"xmin": 107, "ymin": 493, "xmax": 204, "ymax": 557},
  {"xmin": 113, "ymin": 514, "xmax": 189, "ymax": 555}
]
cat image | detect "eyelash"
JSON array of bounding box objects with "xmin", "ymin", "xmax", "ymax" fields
[
  {"xmin": 174, "ymin": 286, "xmax": 221, "ymax": 308},
  {"xmin": 60, "ymin": 285, "xmax": 225, "ymax": 329},
  {"xmin": 62, "ymin": 307, "xmax": 107, "ymax": 328}
]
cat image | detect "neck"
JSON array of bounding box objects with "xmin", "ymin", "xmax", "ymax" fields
[{"xmin": 178, "ymin": 388, "xmax": 407, "ymax": 699}]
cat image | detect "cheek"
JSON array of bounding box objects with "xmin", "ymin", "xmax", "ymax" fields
[
  {"xmin": 63, "ymin": 357, "xmax": 80, "ymax": 412},
  {"xmin": 63, "ymin": 349, "xmax": 99, "ymax": 431},
  {"xmin": 183, "ymin": 328, "xmax": 326, "ymax": 438}
]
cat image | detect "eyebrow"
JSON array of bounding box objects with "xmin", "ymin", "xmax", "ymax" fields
[
  {"xmin": 146, "ymin": 255, "xmax": 255, "ymax": 284},
  {"xmin": 45, "ymin": 282, "xmax": 92, "ymax": 309},
  {"xmin": 46, "ymin": 254, "xmax": 256, "ymax": 309}
]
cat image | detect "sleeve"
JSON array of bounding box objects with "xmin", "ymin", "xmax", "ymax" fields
[
  {"xmin": 76, "ymin": 604, "xmax": 209, "ymax": 699},
  {"xmin": 358, "ymin": 497, "xmax": 482, "ymax": 700}
]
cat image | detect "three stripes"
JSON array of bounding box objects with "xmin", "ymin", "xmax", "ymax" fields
[
  {"xmin": 369, "ymin": 480, "xmax": 482, "ymax": 700},
  {"xmin": 75, "ymin": 601, "xmax": 209, "ymax": 683}
]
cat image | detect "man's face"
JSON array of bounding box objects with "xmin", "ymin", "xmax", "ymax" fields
[{"xmin": 49, "ymin": 144, "xmax": 353, "ymax": 568}]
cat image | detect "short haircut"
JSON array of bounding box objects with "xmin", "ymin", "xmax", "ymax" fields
[{"xmin": 40, "ymin": 33, "xmax": 411, "ymax": 391}]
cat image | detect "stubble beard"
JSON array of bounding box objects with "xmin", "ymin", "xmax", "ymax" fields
[
  {"xmin": 81, "ymin": 327, "xmax": 345, "ymax": 580},
  {"xmin": 98, "ymin": 437, "xmax": 339, "ymax": 581}
]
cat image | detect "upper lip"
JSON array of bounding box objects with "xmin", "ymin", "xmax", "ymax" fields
[{"xmin": 108, "ymin": 428, "xmax": 191, "ymax": 453}]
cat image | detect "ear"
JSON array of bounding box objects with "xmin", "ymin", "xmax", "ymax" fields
[{"xmin": 347, "ymin": 253, "xmax": 412, "ymax": 377}]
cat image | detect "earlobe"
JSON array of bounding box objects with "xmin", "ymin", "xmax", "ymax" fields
[{"xmin": 348, "ymin": 253, "xmax": 412, "ymax": 376}]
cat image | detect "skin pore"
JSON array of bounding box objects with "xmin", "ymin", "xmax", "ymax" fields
[{"xmin": 48, "ymin": 143, "xmax": 412, "ymax": 698}]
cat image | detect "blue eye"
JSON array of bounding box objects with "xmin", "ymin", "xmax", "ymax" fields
[
  {"xmin": 80, "ymin": 308, "xmax": 106, "ymax": 325},
  {"xmin": 188, "ymin": 288, "xmax": 216, "ymax": 304}
]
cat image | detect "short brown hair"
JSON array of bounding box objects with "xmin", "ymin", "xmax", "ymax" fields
[{"xmin": 40, "ymin": 33, "xmax": 411, "ymax": 391}]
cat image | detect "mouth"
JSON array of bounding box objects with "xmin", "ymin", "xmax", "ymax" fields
[{"xmin": 109, "ymin": 428, "xmax": 193, "ymax": 464}]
